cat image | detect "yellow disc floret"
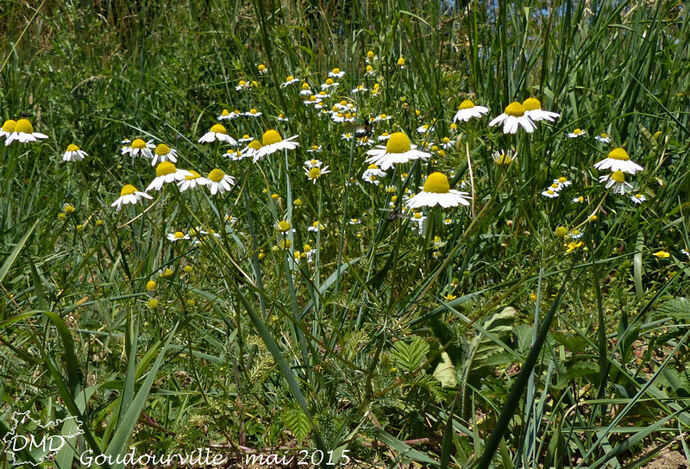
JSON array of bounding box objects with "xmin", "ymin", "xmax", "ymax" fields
[
  {"xmin": 385, "ymin": 132, "xmax": 412, "ymax": 154},
  {"xmin": 155, "ymin": 143, "xmax": 171, "ymax": 155},
  {"xmin": 522, "ymin": 97, "xmax": 541, "ymax": 111},
  {"xmin": 504, "ymin": 102, "xmax": 526, "ymax": 117},
  {"xmin": 332, "ymin": 68, "xmax": 340, "ymax": 74},
  {"xmin": 66, "ymin": 144, "xmax": 80, "ymax": 151},
  {"xmin": 120, "ymin": 184, "xmax": 137, "ymax": 196},
  {"xmin": 276, "ymin": 220, "xmax": 291, "ymax": 232},
  {"xmin": 325, "ymin": 78, "xmax": 334, "ymax": 85},
  {"xmin": 210, "ymin": 124, "xmax": 227, "ymax": 134},
  {"xmin": 131, "ymin": 138, "xmax": 146, "ymax": 149},
  {"xmin": 174, "ymin": 231, "xmax": 184, "ymax": 239},
  {"xmin": 262, "ymin": 129, "xmax": 282, "ymax": 146},
  {"xmin": 2, "ymin": 119, "xmax": 17, "ymax": 132},
  {"xmin": 308, "ymin": 167, "xmax": 322, "ymax": 179},
  {"xmin": 156, "ymin": 161, "xmax": 177, "ymax": 177},
  {"xmin": 208, "ymin": 168, "xmax": 225, "ymax": 182},
  {"xmin": 459, "ymin": 100, "xmax": 475, "ymax": 110},
  {"xmin": 248, "ymin": 139, "xmax": 262, "ymax": 150},
  {"xmin": 423, "ymin": 172, "xmax": 451, "ymax": 193},
  {"xmin": 608, "ymin": 147, "xmax": 630, "ymax": 161},
  {"xmin": 611, "ymin": 170, "xmax": 626, "ymax": 183},
  {"xmin": 185, "ymin": 170, "xmax": 201, "ymax": 180},
  {"xmin": 14, "ymin": 119, "xmax": 34, "ymax": 133}
]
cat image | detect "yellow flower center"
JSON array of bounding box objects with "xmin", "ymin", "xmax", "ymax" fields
[
  {"xmin": 277, "ymin": 220, "xmax": 291, "ymax": 232},
  {"xmin": 208, "ymin": 169, "xmax": 225, "ymax": 182},
  {"xmin": 385, "ymin": 132, "xmax": 412, "ymax": 154},
  {"xmin": 504, "ymin": 102, "xmax": 526, "ymax": 117},
  {"xmin": 608, "ymin": 147, "xmax": 630, "ymax": 161},
  {"xmin": 131, "ymin": 138, "xmax": 146, "ymax": 149},
  {"xmin": 459, "ymin": 100, "xmax": 475, "ymax": 110},
  {"xmin": 308, "ymin": 167, "xmax": 322, "ymax": 179},
  {"xmin": 184, "ymin": 170, "xmax": 200, "ymax": 180},
  {"xmin": 2, "ymin": 119, "xmax": 16, "ymax": 132},
  {"xmin": 414, "ymin": 212, "xmax": 423, "ymax": 219},
  {"xmin": 442, "ymin": 137, "xmax": 450, "ymax": 143},
  {"xmin": 611, "ymin": 170, "xmax": 625, "ymax": 183},
  {"xmin": 546, "ymin": 190, "xmax": 555, "ymax": 195},
  {"xmin": 332, "ymin": 68, "xmax": 340, "ymax": 74},
  {"xmin": 262, "ymin": 129, "xmax": 283, "ymax": 146},
  {"xmin": 367, "ymin": 163, "xmax": 379, "ymax": 170},
  {"xmin": 366, "ymin": 65, "xmax": 374, "ymax": 72},
  {"xmin": 573, "ymin": 128, "xmax": 582, "ymax": 134},
  {"xmin": 210, "ymin": 124, "xmax": 227, "ymax": 134},
  {"xmin": 550, "ymin": 183, "xmax": 559, "ymax": 189},
  {"xmin": 66, "ymin": 144, "xmax": 79, "ymax": 151},
  {"xmin": 249, "ymin": 108, "xmax": 258, "ymax": 114},
  {"xmin": 155, "ymin": 161, "xmax": 177, "ymax": 177},
  {"xmin": 155, "ymin": 143, "xmax": 171, "ymax": 155},
  {"xmin": 558, "ymin": 177, "xmax": 567, "ymax": 183},
  {"xmin": 258, "ymin": 64, "xmax": 266, "ymax": 71},
  {"xmin": 367, "ymin": 50, "xmax": 374, "ymax": 58},
  {"xmin": 325, "ymin": 78, "xmax": 334, "ymax": 85},
  {"xmin": 600, "ymin": 132, "xmax": 608, "ymax": 138},
  {"xmin": 221, "ymin": 109, "xmax": 230, "ymax": 116},
  {"xmin": 522, "ymin": 97, "xmax": 541, "ymax": 111},
  {"xmin": 15, "ymin": 119, "xmax": 34, "ymax": 133},
  {"xmin": 174, "ymin": 231, "xmax": 184, "ymax": 239},
  {"xmin": 239, "ymin": 80, "xmax": 246, "ymax": 86},
  {"xmin": 397, "ymin": 57, "xmax": 405, "ymax": 66},
  {"xmin": 302, "ymin": 83, "xmax": 310, "ymax": 90},
  {"xmin": 555, "ymin": 226, "xmax": 568, "ymax": 237},
  {"xmin": 286, "ymin": 75, "xmax": 294, "ymax": 82},
  {"xmin": 120, "ymin": 184, "xmax": 137, "ymax": 196},
  {"xmin": 423, "ymin": 172, "xmax": 450, "ymax": 193}
]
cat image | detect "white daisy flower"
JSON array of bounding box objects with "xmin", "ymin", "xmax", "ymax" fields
[
  {"xmin": 224, "ymin": 149, "xmax": 245, "ymax": 161},
  {"xmin": 522, "ymin": 97, "xmax": 560, "ymax": 122},
  {"xmin": 365, "ymin": 131, "xmax": 431, "ymax": 170},
  {"xmin": 349, "ymin": 218, "xmax": 361, "ymax": 225},
  {"xmin": 62, "ymin": 144, "xmax": 87, "ymax": 162},
  {"xmin": 397, "ymin": 57, "xmax": 406, "ymax": 68},
  {"xmin": 304, "ymin": 164, "xmax": 330, "ymax": 184},
  {"xmin": 377, "ymin": 132, "xmax": 391, "ymax": 141},
  {"xmin": 553, "ymin": 177, "xmax": 572, "ymax": 190},
  {"xmin": 443, "ymin": 218, "xmax": 453, "ymax": 225},
  {"xmin": 321, "ymin": 78, "xmax": 339, "ymax": 89},
  {"xmin": 572, "ymin": 196, "xmax": 585, "ymax": 203},
  {"xmin": 366, "ymin": 65, "xmax": 376, "ymax": 76},
  {"xmin": 235, "ymin": 80, "xmax": 250, "ymax": 91},
  {"xmin": 373, "ymin": 113, "xmax": 392, "ymax": 123},
  {"xmin": 362, "ymin": 163, "xmax": 387, "ymax": 185},
  {"xmin": 122, "ymin": 138, "xmax": 155, "ymax": 159},
  {"xmin": 244, "ymin": 108, "xmax": 262, "ymax": 118},
  {"xmin": 206, "ymin": 168, "xmax": 235, "ymax": 195},
  {"xmin": 440, "ymin": 137, "xmax": 454, "ymax": 150},
  {"xmin": 308, "ymin": 221, "xmax": 325, "ymax": 232},
  {"xmin": 453, "ymin": 100, "xmax": 489, "ymax": 122},
  {"xmin": 351, "ymin": 84, "xmax": 368, "ymax": 94},
  {"xmin": 567, "ymin": 128, "xmax": 586, "ymax": 138},
  {"xmin": 410, "ymin": 211, "xmax": 427, "ymax": 233},
  {"xmin": 198, "ymin": 124, "xmax": 237, "ymax": 145},
  {"xmin": 218, "ymin": 109, "xmax": 240, "ymax": 120},
  {"xmin": 240, "ymin": 139, "xmax": 263, "ymax": 160},
  {"xmin": 328, "ymin": 68, "xmax": 345, "ymax": 78},
  {"xmin": 146, "ymin": 162, "xmax": 192, "ymax": 192},
  {"xmin": 307, "ymin": 145, "xmax": 322, "ymax": 153},
  {"xmin": 257, "ymin": 64, "xmax": 268, "ymax": 74},
  {"xmin": 595, "ymin": 132, "xmax": 612, "ymax": 144},
  {"xmin": 417, "ymin": 124, "xmax": 434, "ymax": 134},
  {"xmin": 569, "ymin": 229, "xmax": 584, "ymax": 240},
  {"xmin": 303, "ymin": 95, "xmax": 320, "ymax": 106},
  {"xmin": 280, "ymin": 75, "xmax": 300, "ymax": 88},
  {"xmin": 238, "ymin": 134, "xmax": 253, "ymax": 143},
  {"xmin": 594, "ymin": 148, "xmax": 643, "ymax": 174},
  {"xmin": 366, "ymin": 50, "xmax": 377, "ymax": 62},
  {"xmin": 357, "ymin": 136, "xmax": 372, "ymax": 147},
  {"xmin": 151, "ymin": 143, "xmax": 178, "ymax": 166},
  {"xmin": 4, "ymin": 119, "xmax": 48, "ymax": 145},
  {"xmin": 631, "ymin": 193, "xmax": 647, "ymax": 204},
  {"xmin": 492, "ymin": 150, "xmax": 517, "ymax": 166},
  {"xmin": 599, "ymin": 171, "xmax": 633, "ymax": 195},
  {"xmin": 253, "ymin": 129, "xmax": 299, "ymax": 161},
  {"xmin": 304, "ymin": 159, "xmax": 323, "ymax": 169},
  {"xmin": 541, "ymin": 189, "xmax": 560, "ymax": 198},
  {"xmin": 0, "ymin": 119, "xmax": 17, "ymax": 142},
  {"xmin": 111, "ymin": 184, "xmax": 152, "ymax": 211},
  {"xmin": 276, "ymin": 113, "xmax": 289, "ymax": 122},
  {"xmin": 341, "ymin": 132, "xmax": 354, "ymax": 141},
  {"xmin": 406, "ymin": 172, "xmax": 471, "ymax": 208},
  {"xmin": 167, "ymin": 231, "xmax": 190, "ymax": 242},
  {"xmin": 177, "ymin": 170, "xmax": 209, "ymax": 192},
  {"xmin": 299, "ymin": 83, "xmax": 313, "ymax": 96},
  {"xmin": 489, "ymin": 102, "xmax": 536, "ymax": 134}
]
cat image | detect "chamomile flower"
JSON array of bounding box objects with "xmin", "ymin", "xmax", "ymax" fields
[
  {"xmin": 299, "ymin": 83, "xmax": 313, "ymax": 96},
  {"xmin": 1, "ymin": 119, "xmax": 16, "ymax": 142},
  {"xmin": 553, "ymin": 177, "xmax": 572, "ymax": 189},
  {"xmin": 362, "ymin": 164, "xmax": 386, "ymax": 185},
  {"xmin": 443, "ymin": 218, "xmax": 452, "ymax": 225},
  {"xmin": 111, "ymin": 184, "xmax": 152, "ymax": 211},
  {"xmin": 440, "ymin": 137, "xmax": 454, "ymax": 150},
  {"xmin": 492, "ymin": 150, "xmax": 517, "ymax": 166},
  {"xmin": 377, "ymin": 132, "xmax": 391, "ymax": 141},
  {"xmin": 307, "ymin": 144, "xmax": 322, "ymax": 153},
  {"xmin": 206, "ymin": 168, "xmax": 235, "ymax": 195},
  {"xmin": 198, "ymin": 124, "xmax": 237, "ymax": 144},
  {"xmin": 235, "ymin": 80, "xmax": 250, "ymax": 91},
  {"xmin": 631, "ymin": 193, "xmax": 647, "ymax": 204},
  {"xmin": 253, "ymin": 129, "xmax": 299, "ymax": 161},
  {"xmin": 572, "ymin": 195, "xmax": 585, "ymax": 203},
  {"xmin": 366, "ymin": 50, "xmax": 377, "ymax": 62},
  {"xmin": 276, "ymin": 113, "xmax": 289, "ymax": 122},
  {"xmin": 304, "ymin": 159, "xmax": 323, "ymax": 169},
  {"xmin": 595, "ymin": 132, "xmax": 612, "ymax": 144},
  {"xmin": 397, "ymin": 57, "xmax": 406, "ymax": 68},
  {"xmin": 417, "ymin": 124, "xmax": 434, "ymax": 134},
  {"xmin": 488, "ymin": 102, "xmax": 536, "ymax": 134},
  {"xmin": 594, "ymin": 148, "xmax": 643, "ymax": 174},
  {"xmin": 373, "ymin": 113, "xmax": 392, "ymax": 123},
  {"xmin": 522, "ymin": 97, "xmax": 560, "ymax": 122},
  {"xmin": 341, "ymin": 132, "xmax": 354, "ymax": 141},
  {"xmin": 328, "ymin": 68, "xmax": 345, "ymax": 78},
  {"xmin": 218, "ymin": 109, "xmax": 240, "ymax": 120},
  {"xmin": 167, "ymin": 231, "xmax": 190, "ymax": 242},
  {"xmin": 308, "ymin": 221, "xmax": 325, "ymax": 232},
  {"xmin": 365, "ymin": 131, "xmax": 431, "ymax": 170},
  {"xmin": 569, "ymin": 229, "xmax": 584, "ymax": 240},
  {"xmin": 321, "ymin": 78, "xmax": 339, "ymax": 89},
  {"xmin": 599, "ymin": 171, "xmax": 633, "ymax": 195},
  {"xmin": 151, "ymin": 144, "xmax": 178, "ymax": 165},
  {"xmin": 410, "ymin": 211, "xmax": 427, "ymax": 233},
  {"xmin": 541, "ymin": 188, "xmax": 560, "ymax": 198},
  {"xmin": 224, "ymin": 149, "xmax": 244, "ymax": 161},
  {"xmin": 122, "ymin": 138, "xmax": 155, "ymax": 159},
  {"xmin": 366, "ymin": 65, "xmax": 376, "ymax": 76},
  {"xmin": 146, "ymin": 162, "xmax": 192, "ymax": 192},
  {"xmin": 349, "ymin": 218, "xmax": 361, "ymax": 225},
  {"xmin": 62, "ymin": 144, "xmax": 87, "ymax": 162},
  {"xmin": 4, "ymin": 119, "xmax": 48, "ymax": 145},
  {"xmin": 406, "ymin": 172, "xmax": 471, "ymax": 208},
  {"xmin": 178, "ymin": 170, "xmax": 209, "ymax": 191},
  {"xmin": 304, "ymin": 95, "xmax": 320, "ymax": 106},
  {"xmin": 281, "ymin": 75, "xmax": 300, "ymax": 88},
  {"xmin": 244, "ymin": 108, "xmax": 262, "ymax": 118},
  {"xmin": 352, "ymin": 84, "xmax": 368, "ymax": 94},
  {"xmin": 453, "ymin": 100, "xmax": 489, "ymax": 122},
  {"xmin": 567, "ymin": 128, "xmax": 586, "ymax": 138},
  {"xmin": 257, "ymin": 64, "xmax": 268, "ymax": 74},
  {"xmin": 304, "ymin": 164, "xmax": 330, "ymax": 184}
]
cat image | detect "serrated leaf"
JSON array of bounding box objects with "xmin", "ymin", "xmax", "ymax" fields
[
  {"xmin": 391, "ymin": 337, "xmax": 429, "ymax": 372},
  {"xmin": 281, "ymin": 408, "xmax": 312, "ymax": 442}
]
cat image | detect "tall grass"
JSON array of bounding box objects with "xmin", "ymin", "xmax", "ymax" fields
[{"xmin": 1, "ymin": 0, "xmax": 689, "ymax": 467}]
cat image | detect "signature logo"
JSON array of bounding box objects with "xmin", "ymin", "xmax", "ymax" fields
[{"xmin": 3, "ymin": 411, "xmax": 84, "ymax": 467}]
